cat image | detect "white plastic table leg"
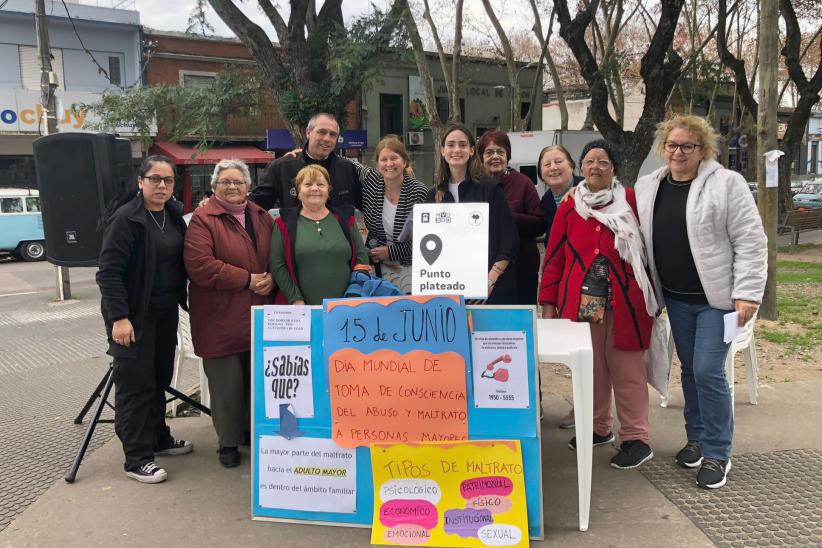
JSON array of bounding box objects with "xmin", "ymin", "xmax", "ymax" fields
[{"xmin": 568, "ymin": 347, "xmax": 593, "ymax": 532}]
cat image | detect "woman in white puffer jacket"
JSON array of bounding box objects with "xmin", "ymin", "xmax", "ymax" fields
[{"xmin": 635, "ymin": 115, "xmax": 767, "ymax": 490}]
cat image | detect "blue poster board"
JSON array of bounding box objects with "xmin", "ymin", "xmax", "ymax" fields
[{"xmin": 251, "ymin": 302, "xmax": 543, "ymax": 539}]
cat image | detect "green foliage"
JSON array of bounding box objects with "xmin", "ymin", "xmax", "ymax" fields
[
  {"xmin": 75, "ymin": 67, "xmax": 263, "ymax": 150},
  {"xmin": 187, "ymin": 0, "xmax": 216, "ymax": 36}
]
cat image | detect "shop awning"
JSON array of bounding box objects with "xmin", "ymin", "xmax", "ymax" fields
[{"xmin": 150, "ymin": 142, "xmax": 274, "ymax": 165}]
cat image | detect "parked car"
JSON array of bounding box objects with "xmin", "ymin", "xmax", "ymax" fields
[
  {"xmin": 0, "ymin": 188, "xmax": 46, "ymax": 261},
  {"xmin": 747, "ymin": 182, "xmax": 758, "ymax": 204},
  {"xmin": 793, "ymin": 182, "xmax": 822, "ymax": 209},
  {"xmin": 790, "ymin": 180, "xmax": 805, "ymax": 195}
]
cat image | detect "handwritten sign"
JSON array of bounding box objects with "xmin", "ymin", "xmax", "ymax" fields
[
  {"xmin": 258, "ymin": 436, "xmax": 356, "ymax": 513},
  {"xmin": 371, "ymin": 441, "xmax": 529, "ymax": 547},
  {"xmin": 263, "ymin": 345, "xmax": 314, "ymax": 419},
  {"xmin": 324, "ymin": 295, "xmax": 471, "ymax": 449},
  {"xmin": 471, "ymin": 332, "xmax": 529, "ymax": 409},
  {"xmin": 263, "ymin": 305, "xmax": 311, "ymax": 341}
]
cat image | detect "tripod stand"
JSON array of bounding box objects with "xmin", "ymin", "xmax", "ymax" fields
[{"xmin": 65, "ymin": 362, "xmax": 211, "ymax": 483}]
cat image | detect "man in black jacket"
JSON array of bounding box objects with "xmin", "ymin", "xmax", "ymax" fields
[{"xmin": 250, "ymin": 113, "xmax": 362, "ymax": 210}]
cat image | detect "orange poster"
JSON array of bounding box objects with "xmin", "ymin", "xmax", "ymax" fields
[{"xmin": 329, "ymin": 349, "xmax": 468, "ymax": 448}]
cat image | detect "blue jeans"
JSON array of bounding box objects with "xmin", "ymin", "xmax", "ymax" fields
[{"xmin": 665, "ymin": 298, "xmax": 733, "ymax": 460}]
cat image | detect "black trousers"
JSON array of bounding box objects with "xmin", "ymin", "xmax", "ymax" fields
[{"xmin": 113, "ymin": 307, "xmax": 178, "ymax": 471}]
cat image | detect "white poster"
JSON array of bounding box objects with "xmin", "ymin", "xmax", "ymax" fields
[
  {"xmin": 763, "ymin": 149, "xmax": 785, "ymax": 188},
  {"xmin": 471, "ymin": 331, "xmax": 530, "ymax": 409},
  {"xmin": 411, "ymin": 203, "xmax": 489, "ymax": 299},
  {"xmin": 263, "ymin": 345, "xmax": 314, "ymax": 418},
  {"xmin": 408, "ymin": 75, "xmax": 430, "ymax": 130},
  {"xmin": 263, "ymin": 305, "xmax": 311, "ymax": 342},
  {"xmin": 258, "ymin": 436, "xmax": 357, "ymax": 513}
]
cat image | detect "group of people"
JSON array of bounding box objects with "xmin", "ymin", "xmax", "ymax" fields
[{"xmin": 97, "ymin": 111, "xmax": 766, "ymax": 491}]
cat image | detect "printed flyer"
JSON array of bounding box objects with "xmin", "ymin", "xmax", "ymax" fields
[{"xmin": 370, "ymin": 441, "xmax": 529, "ymax": 547}]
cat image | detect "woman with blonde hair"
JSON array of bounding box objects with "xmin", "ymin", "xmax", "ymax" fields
[
  {"xmin": 635, "ymin": 114, "xmax": 766, "ymax": 489},
  {"xmin": 269, "ymin": 164, "xmax": 369, "ymax": 304},
  {"xmin": 350, "ymin": 135, "xmax": 428, "ymax": 293}
]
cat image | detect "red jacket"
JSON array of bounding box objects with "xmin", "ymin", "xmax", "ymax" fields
[
  {"xmin": 184, "ymin": 199, "xmax": 275, "ymax": 358},
  {"xmin": 538, "ymin": 189, "xmax": 653, "ymax": 351}
]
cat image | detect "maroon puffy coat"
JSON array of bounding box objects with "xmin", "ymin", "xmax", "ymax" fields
[
  {"xmin": 184, "ymin": 199, "xmax": 275, "ymax": 358},
  {"xmin": 538, "ymin": 189, "xmax": 653, "ymax": 351}
]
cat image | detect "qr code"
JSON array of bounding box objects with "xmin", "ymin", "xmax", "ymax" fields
[{"xmin": 435, "ymin": 212, "xmax": 451, "ymax": 223}]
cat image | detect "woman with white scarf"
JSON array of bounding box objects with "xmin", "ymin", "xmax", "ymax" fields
[{"xmin": 539, "ymin": 139, "xmax": 656, "ymax": 470}]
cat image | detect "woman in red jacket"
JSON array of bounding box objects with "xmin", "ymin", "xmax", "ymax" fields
[
  {"xmin": 184, "ymin": 159, "xmax": 275, "ymax": 468},
  {"xmin": 539, "ymin": 140, "xmax": 657, "ymax": 470},
  {"xmin": 477, "ymin": 131, "xmax": 547, "ymax": 305}
]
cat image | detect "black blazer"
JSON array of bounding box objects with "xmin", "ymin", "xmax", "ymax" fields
[
  {"xmin": 427, "ymin": 176, "xmax": 520, "ymax": 304},
  {"xmin": 96, "ymin": 195, "xmax": 187, "ymax": 358}
]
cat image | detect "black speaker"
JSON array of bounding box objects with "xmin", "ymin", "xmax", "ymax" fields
[{"xmin": 32, "ymin": 132, "xmax": 133, "ymax": 267}]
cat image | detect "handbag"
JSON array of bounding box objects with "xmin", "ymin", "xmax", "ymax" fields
[
  {"xmin": 578, "ymin": 258, "xmax": 610, "ymax": 324},
  {"xmin": 644, "ymin": 314, "xmax": 674, "ymax": 398}
]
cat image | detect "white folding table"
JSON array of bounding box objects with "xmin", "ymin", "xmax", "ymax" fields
[{"xmin": 536, "ymin": 319, "xmax": 594, "ymax": 532}]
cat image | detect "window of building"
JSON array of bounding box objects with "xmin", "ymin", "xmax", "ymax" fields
[
  {"xmin": 379, "ymin": 94, "xmax": 404, "ymax": 138},
  {"xmin": 108, "ymin": 56, "xmax": 122, "ymax": 86},
  {"xmin": 180, "ymin": 71, "xmax": 217, "ymax": 89},
  {"xmin": 1, "ymin": 198, "xmax": 24, "ymax": 214},
  {"xmin": 520, "ymin": 102, "xmax": 532, "ymax": 131},
  {"xmin": 19, "ymin": 46, "xmax": 64, "ymax": 91},
  {"xmin": 25, "ymin": 197, "xmax": 41, "ymax": 212},
  {"xmin": 810, "ymin": 141, "xmax": 818, "ymax": 174},
  {"xmin": 436, "ymin": 97, "xmax": 466, "ymax": 123},
  {"xmin": 0, "ymin": 156, "xmax": 37, "ymax": 187}
]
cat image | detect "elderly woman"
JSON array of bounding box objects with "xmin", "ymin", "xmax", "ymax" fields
[
  {"xmin": 477, "ymin": 131, "xmax": 547, "ymax": 305},
  {"xmin": 270, "ymin": 164, "xmax": 369, "ymax": 304},
  {"xmin": 429, "ymin": 123, "xmax": 519, "ymax": 304},
  {"xmin": 351, "ymin": 135, "xmax": 428, "ymax": 293},
  {"xmin": 184, "ymin": 159, "xmax": 275, "ymax": 468},
  {"xmin": 636, "ymin": 115, "xmax": 766, "ymax": 489},
  {"xmin": 539, "ymin": 139, "xmax": 657, "ymax": 470},
  {"xmin": 97, "ymin": 155, "xmax": 191, "ymax": 484},
  {"xmin": 538, "ymin": 145, "xmax": 583, "ymax": 244}
]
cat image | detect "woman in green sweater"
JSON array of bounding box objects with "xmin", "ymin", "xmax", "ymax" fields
[{"xmin": 270, "ymin": 164, "xmax": 369, "ymax": 305}]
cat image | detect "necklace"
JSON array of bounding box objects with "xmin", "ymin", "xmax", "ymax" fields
[
  {"xmin": 148, "ymin": 209, "xmax": 166, "ymax": 232},
  {"xmin": 666, "ymin": 173, "xmax": 693, "ymax": 187}
]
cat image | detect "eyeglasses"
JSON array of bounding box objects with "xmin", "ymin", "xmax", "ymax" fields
[
  {"xmin": 215, "ymin": 179, "xmax": 247, "ymax": 187},
  {"xmin": 664, "ymin": 142, "xmax": 702, "ymax": 154},
  {"xmin": 482, "ymin": 149, "xmax": 507, "ymax": 159},
  {"xmin": 142, "ymin": 175, "xmax": 175, "ymax": 186},
  {"xmin": 582, "ymin": 159, "xmax": 612, "ymax": 169}
]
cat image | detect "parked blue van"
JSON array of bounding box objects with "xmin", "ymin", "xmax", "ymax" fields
[{"xmin": 0, "ymin": 188, "xmax": 46, "ymax": 261}]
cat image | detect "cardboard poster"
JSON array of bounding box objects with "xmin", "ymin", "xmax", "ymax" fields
[
  {"xmin": 371, "ymin": 441, "xmax": 529, "ymax": 547},
  {"xmin": 263, "ymin": 304, "xmax": 311, "ymax": 341},
  {"xmin": 258, "ymin": 435, "xmax": 356, "ymax": 513},
  {"xmin": 412, "ymin": 203, "xmax": 490, "ymax": 300},
  {"xmin": 471, "ymin": 332, "xmax": 530, "ymax": 409},
  {"xmin": 263, "ymin": 345, "xmax": 314, "ymax": 419},
  {"xmin": 324, "ymin": 295, "xmax": 471, "ymax": 449}
]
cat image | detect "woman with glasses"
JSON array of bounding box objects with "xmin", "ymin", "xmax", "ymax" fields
[
  {"xmin": 184, "ymin": 159, "xmax": 275, "ymax": 468},
  {"xmin": 635, "ymin": 115, "xmax": 766, "ymax": 489},
  {"xmin": 97, "ymin": 155, "xmax": 192, "ymax": 484},
  {"xmin": 477, "ymin": 131, "xmax": 547, "ymax": 305},
  {"xmin": 270, "ymin": 164, "xmax": 369, "ymax": 305},
  {"xmin": 539, "ymin": 139, "xmax": 657, "ymax": 470},
  {"xmin": 428, "ymin": 123, "xmax": 519, "ymax": 305}
]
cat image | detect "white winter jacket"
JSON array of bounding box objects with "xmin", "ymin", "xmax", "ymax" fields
[{"xmin": 635, "ymin": 159, "xmax": 768, "ymax": 312}]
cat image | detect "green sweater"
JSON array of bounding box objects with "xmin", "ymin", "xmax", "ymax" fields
[{"xmin": 270, "ymin": 214, "xmax": 368, "ymax": 305}]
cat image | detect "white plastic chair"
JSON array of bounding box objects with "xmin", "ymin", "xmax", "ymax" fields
[
  {"xmin": 660, "ymin": 312, "xmax": 758, "ymax": 407},
  {"xmin": 169, "ymin": 308, "xmax": 210, "ymax": 416}
]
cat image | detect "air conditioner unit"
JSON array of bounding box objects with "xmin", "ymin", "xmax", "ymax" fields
[{"xmin": 407, "ymin": 131, "xmax": 424, "ymax": 146}]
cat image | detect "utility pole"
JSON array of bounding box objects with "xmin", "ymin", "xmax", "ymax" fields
[
  {"xmin": 756, "ymin": 0, "xmax": 778, "ymax": 320},
  {"xmin": 35, "ymin": 0, "xmax": 72, "ymax": 301}
]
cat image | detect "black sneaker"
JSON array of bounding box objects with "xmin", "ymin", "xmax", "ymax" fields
[
  {"xmin": 568, "ymin": 431, "xmax": 615, "ymax": 450},
  {"xmin": 697, "ymin": 458, "xmax": 732, "ymax": 489},
  {"xmin": 218, "ymin": 446, "xmax": 241, "ymax": 468},
  {"xmin": 155, "ymin": 438, "xmax": 193, "ymax": 456},
  {"xmin": 676, "ymin": 441, "xmax": 703, "ymax": 468},
  {"xmin": 610, "ymin": 440, "xmax": 654, "ymax": 469},
  {"xmin": 125, "ymin": 461, "xmax": 167, "ymax": 484}
]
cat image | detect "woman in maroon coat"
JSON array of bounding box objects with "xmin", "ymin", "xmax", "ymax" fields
[
  {"xmin": 184, "ymin": 159, "xmax": 275, "ymax": 468},
  {"xmin": 539, "ymin": 140, "xmax": 657, "ymax": 470},
  {"xmin": 478, "ymin": 131, "xmax": 547, "ymax": 305}
]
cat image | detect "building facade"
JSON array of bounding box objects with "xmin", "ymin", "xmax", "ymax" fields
[{"xmin": 0, "ymin": 0, "xmax": 143, "ymax": 188}]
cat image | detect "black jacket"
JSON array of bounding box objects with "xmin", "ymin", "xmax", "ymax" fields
[
  {"xmin": 96, "ymin": 195, "xmax": 187, "ymax": 358},
  {"xmin": 251, "ymin": 149, "xmax": 362, "ymax": 211},
  {"xmin": 540, "ymin": 174, "xmax": 583, "ymax": 246},
  {"xmin": 427, "ymin": 176, "xmax": 520, "ymax": 304}
]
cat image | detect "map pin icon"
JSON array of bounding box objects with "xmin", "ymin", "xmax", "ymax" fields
[{"xmin": 420, "ymin": 234, "xmax": 443, "ymax": 265}]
